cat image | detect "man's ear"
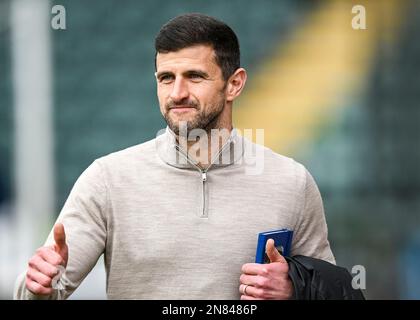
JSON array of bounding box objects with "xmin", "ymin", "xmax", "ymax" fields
[{"xmin": 225, "ymin": 68, "xmax": 247, "ymax": 102}]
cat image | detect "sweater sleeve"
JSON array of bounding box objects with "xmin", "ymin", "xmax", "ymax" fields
[
  {"xmin": 290, "ymin": 164, "xmax": 336, "ymax": 265},
  {"xmin": 14, "ymin": 160, "xmax": 108, "ymax": 300}
]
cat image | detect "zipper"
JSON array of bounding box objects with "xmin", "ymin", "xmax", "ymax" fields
[
  {"xmin": 201, "ymin": 171, "xmax": 208, "ymax": 218},
  {"xmin": 175, "ymin": 136, "xmax": 233, "ymax": 218}
]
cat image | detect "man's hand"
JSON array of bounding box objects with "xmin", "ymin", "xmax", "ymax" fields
[
  {"xmin": 239, "ymin": 239, "xmax": 293, "ymax": 300},
  {"xmin": 25, "ymin": 223, "xmax": 68, "ymax": 295}
]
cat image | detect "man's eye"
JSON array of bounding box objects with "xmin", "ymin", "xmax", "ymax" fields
[
  {"xmin": 159, "ymin": 75, "xmax": 174, "ymax": 83},
  {"xmin": 189, "ymin": 73, "xmax": 203, "ymax": 80}
]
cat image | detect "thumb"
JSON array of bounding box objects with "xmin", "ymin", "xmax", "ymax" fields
[
  {"xmin": 266, "ymin": 239, "xmax": 287, "ymax": 264},
  {"xmin": 53, "ymin": 223, "xmax": 67, "ymax": 254}
]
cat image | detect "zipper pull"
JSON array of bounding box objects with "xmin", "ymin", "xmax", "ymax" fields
[{"xmin": 202, "ymin": 171, "xmax": 207, "ymax": 182}]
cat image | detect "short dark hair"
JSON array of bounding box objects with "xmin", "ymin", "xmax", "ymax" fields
[{"xmin": 155, "ymin": 13, "xmax": 240, "ymax": 81}]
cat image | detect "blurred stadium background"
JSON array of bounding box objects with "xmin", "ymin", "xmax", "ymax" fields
[{"xmin": 1, "ymin": 0, "xmax": 419, "ymax": 299}]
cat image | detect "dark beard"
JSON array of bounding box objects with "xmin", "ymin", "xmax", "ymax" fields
[{"xmin": 163, "ymin": 95, "xmax": 225, "ymax": 136}]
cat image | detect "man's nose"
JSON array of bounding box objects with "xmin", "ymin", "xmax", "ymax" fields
[{"xmin": 169, "ymin": 78, "xmax": 189, "ymax": 102}]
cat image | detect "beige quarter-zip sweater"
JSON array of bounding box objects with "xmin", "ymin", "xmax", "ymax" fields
[{"xmin": 14, "ymin": 127, "xmax": 335, "ymax": 300}]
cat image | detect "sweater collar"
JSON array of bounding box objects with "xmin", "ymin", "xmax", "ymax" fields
[{"xmin": 156, "ymin": 126, "xmax": 244, "ymax": 169}]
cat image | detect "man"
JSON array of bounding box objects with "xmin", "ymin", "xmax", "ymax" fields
[{"xmin": 14, "ymin": 13, "xmax": 336, "ymax": 300}]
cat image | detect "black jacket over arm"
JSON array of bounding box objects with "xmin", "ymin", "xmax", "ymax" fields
[{"xmin": 286, "ymin": 255, "xmax": 365, "ymax": 300}]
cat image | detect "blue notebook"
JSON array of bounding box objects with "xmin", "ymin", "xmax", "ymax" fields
[{"xmin": 255, "ymin": 229, "xmax": 293, "ymax": 264}]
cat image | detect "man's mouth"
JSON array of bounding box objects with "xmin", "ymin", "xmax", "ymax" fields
[{"xmin": 169, "ymin": 106, "xmax": 196, "ymax": 112}]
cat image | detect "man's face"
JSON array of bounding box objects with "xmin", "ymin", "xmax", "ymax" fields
[{"xmin": 156, "ymin": 45, "xmax": 227, "ymax": 135}]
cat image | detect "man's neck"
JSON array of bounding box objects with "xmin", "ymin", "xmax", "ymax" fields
[{"xmin": 176, "ymin": 124, "xmax": 233, "ymax": 169}]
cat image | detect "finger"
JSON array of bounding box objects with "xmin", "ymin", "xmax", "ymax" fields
[
  {"xmin": 36, "ymin": 247, "xmax": 64, "ymax": 266},
  {"xmin": 241, "ymin": 282, "xmax": 280, "ymax": 300},
  {"xmin": 25, "ymin": 277, "xmax": 53, "ymax": 296},
  {"xmin": 241, "ymin": 284, "xmax": 263, "ymax": 298},
  {"xmin": 240, "ymin": 294, "xmax": 263, "ymax": 300},
  {"xmin": 241, "ymin": 263, "xmax": 268, "ymax": 275},
  {"xmin": 29, "ymin": 254, "xmax": 60, "ymax": 278},
  {"xmin": 53, "ymin": 223, "xmax": 66, "ymax": 252},
  {"xmin": 266, "ymin": 239, "xmax": 287, "ymax": 264},
  {"xmin": 239, "ymin": 284, "xmax": 254, "ymax": 295},
  {"xmin": 240, "ymin": 274, "xmax": 259, "ymax": 286},
  {"xmin": 26, "ymin": 268, "xmax": 53, "ymax": 288},
  {"xmin": 241, "ymin": 273, "xmax": 271, "ymax": 289}
]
